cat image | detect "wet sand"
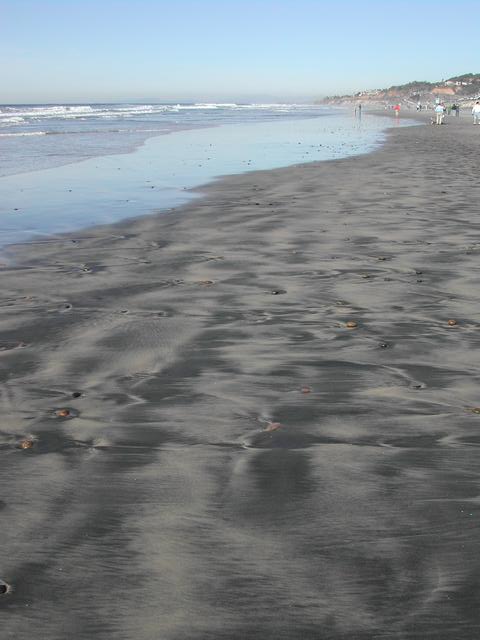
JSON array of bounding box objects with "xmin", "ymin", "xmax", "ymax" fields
[{"xmin": 1, "ymin": 114, "xmax": 480, "ymax": 639}]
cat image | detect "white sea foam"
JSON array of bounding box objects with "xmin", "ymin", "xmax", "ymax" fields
[
  {"xmin": 0, "ymin": 105, "xmax": 95, "ymax": 119},
  {"xmin": 0, "ymin": 116, "xmax": 25, "ymax": 124},
  {"xmin": 0, "ymin": 102, "xmax": 324, "ymax": 125},
  {"xmin": 0, "ymin": 131, "xmax": 47, "ymax": 137},
  {"xmin": 0, "ymin": 104, "xmax": 178, "ymax": 121}
]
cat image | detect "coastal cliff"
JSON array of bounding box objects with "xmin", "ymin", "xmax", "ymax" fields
[{"xmin": 319, "ymin": 72, "xmax": 480, "ymax": 108}]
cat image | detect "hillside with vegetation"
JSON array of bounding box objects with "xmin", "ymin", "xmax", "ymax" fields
[{"xmin": 320, "ymin": 73, "xmax": 480, "ymax": 107}]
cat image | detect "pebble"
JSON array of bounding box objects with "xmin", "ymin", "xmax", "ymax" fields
[
  {"xmin": 54, "ymin": 408, "xmax": 72, "ymax": 418},
  {"xmin": 18, "ymin": 439, "xmax": 34, "ymax": 450},
  {"xmin": 346, "ymin": 321, "xmax": 358, "ymax": 329},
  {"xmin": 447, "ymin": 319, "xmax": 458, "ymax": 326},
  {"xmin": 301, "ymin": 386, "xmax": 311, "ymax": 394}
]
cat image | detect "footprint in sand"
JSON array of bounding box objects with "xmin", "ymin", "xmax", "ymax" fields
[
  {"xmin": 0, "ymin": 341, "xmax": 27, "ymax": 351},
  {"xmin": 0, "ymin": 580, "xmax": 11, "ymax": 595}
]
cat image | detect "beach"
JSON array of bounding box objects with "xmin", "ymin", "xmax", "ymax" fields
[{"xmin": 2, "ymin": 113, "xmax": 480, "ymax": 639}]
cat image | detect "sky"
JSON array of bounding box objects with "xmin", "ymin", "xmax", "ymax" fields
[{"xmin": 0, "ymin": 0, "xmax": 478, "ymax": 103}]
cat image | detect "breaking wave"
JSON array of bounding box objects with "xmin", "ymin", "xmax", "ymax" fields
[{"xmin": 0, "ymin": 102, "xmax": 323, "ymax": 124}]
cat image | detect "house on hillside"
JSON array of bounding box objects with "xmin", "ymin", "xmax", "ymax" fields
[{"xmin": 445, "ymin": 80, "xmax": 472, "ymax": 87}]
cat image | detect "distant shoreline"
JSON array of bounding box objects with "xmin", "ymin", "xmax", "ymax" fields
[{"xmin": 0, "ymin": 112, "xmax": 402, "ymax": 249}]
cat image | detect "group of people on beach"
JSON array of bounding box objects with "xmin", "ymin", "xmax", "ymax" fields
[
  {"xmin": 431, "ymin": 100, "xmax": 480, "ymax": 125},
  {"xmin": 356, "ymin": 100, "xmax": 480, "ymax": 125},
  {"xmin": 422, "ymin": 102, "xmax": 460, "ymax": 116}
]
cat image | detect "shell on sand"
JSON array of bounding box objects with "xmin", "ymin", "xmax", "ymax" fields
[{"xmin": 264, "ymin": 422, "xmax": 282, "ymax": 432}]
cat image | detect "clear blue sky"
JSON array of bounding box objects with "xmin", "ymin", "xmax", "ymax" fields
[{"xmin": 1, "ymin": 0, "xmax": 478, "ymax": 103}]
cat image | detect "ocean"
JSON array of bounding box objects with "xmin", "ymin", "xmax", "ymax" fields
[
  {"xmin": 0, "ymin": 103, "xmax": 404, "ymax": 247},
  {"xmin": 0, "ymin": 103, "xmax": 339, "ymax": 177}
]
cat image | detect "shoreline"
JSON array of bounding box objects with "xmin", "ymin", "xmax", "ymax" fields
[
  {"xmin": 2, "ymin": 114, "xmax": 480, "ymax": 638},
  {"xmin": 0, "ymin": 121, "xmax": 216, "ymax": 180},
  {"xmin": 0, "ymin": 105, "xmax": 338, "ymax": 180},
  {"xmin": 0, "ymin": 112, "xmax": 404, "ymax": 251}
]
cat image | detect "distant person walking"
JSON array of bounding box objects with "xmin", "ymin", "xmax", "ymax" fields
[
  {"xmin": 393, "ymin": 104, "xmax": 401, "ymax": 117},
  {"xmin": 434, "ymin": 103, "xmax": 445, "ymax": 125},
  {"xmin": 355, "ymin": 103, "xmax": 362, "ymax": 118},
  {"xmin": 472, "ymin": 101, "xmax": 480, "ymax": 124}
]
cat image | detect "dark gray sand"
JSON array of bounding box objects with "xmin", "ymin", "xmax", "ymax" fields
[{"xmin": 1, "ymin": 115, "xmax": 480, "ymax": 639}]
